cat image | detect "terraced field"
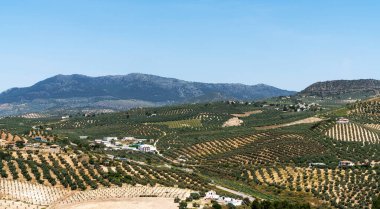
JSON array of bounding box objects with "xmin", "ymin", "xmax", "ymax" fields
[
  {"xmin": 1, "ymin": 100, "xmax": 379, "ymax": 208},
  {"xmin": 0, "ymin": 151, "xmax": 207, "ymax": 192},
  {"xmin": 168, "ymin": 133, "xmax": 267, "ymax": 162},
  {"xmin": 154, "ymin": 119, "xmax": 202, "ymax": 128},
  {"xmin": 0, "ymin": 178, "xmax": 191, "ymax": 208},
  {"xmin": 325, "ymin": 123, "xmax": 380, "ymax": 144},
  {"xmin": 364, "ymin": 124, "xmax": 380, "ymax": 131},
  {"xmin": 254, "ymin": 166, "xmax": 379, "ymax": 209},
  {"xmin": 208, "ymin": 134, "xmax": 326, "ymax": 166}
]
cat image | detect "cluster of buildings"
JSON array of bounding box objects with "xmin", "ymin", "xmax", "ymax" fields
[
  {"xmin": 309, "ymin": 160, "xmax": 379, "ymax": 168},
  {"xmin": 93, "ymin": 136, "xmax": 157, "ymax": 153},
  {"xmin": 281, "ymin": 102, "xmax": 322, "ymax": 112},
  {"xmin": 339, "ymin": 160, "xmax": 379, "ymax": 168},
  {"xmin": 204, "ymin": 190, "xmax": 242, "ymax": 206},
  {"xmin": 338, "ymin": 160, "xmax": 355, "ymax": 167}
]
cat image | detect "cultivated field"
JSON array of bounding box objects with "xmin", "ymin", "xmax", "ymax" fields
[
  {"xmin": 0, "ymin": 178, "xmax": 191, "ymax": 208},
  {"xmin": 0, "ymin": 100, "xmax": 379, "ymax": 208},
  {"xmin": 254, "ymin": 166, "xmax": 379, "ymax": 208},
  {"xmin": 325, "ymin": 123, "xmax": 380, "ymax": 144},
  {"xmin": 57, "ymin": 197, "xmax": 179, "ymax": 209}
]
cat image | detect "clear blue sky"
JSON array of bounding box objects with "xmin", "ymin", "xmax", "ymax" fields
[{"xmin": 1, "ymin": 0, "xmax": 380, "ymax": 92}]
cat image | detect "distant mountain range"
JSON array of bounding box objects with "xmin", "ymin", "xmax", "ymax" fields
[
  {"xmin": 2, "ymin": 74, "xmax": 379, "ymax": 117},
  {"xmin": 300, "ymin": 79, "xmax": 380, "ymax": 98},
  {"xmin": 0, "ymin": 73, "xmax": 295, "ymax": 116}
]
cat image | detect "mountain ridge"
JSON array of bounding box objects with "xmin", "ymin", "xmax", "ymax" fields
[
  {"xmin": 0, "ymin": 73, "xmax": 295, "ymax": 104},
  {"xmin": 300, "ymin": 79, "xmax": 380, "ymax": 97}
]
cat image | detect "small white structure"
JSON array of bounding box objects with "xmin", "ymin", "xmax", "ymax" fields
[
  {"xmin": 104, "ymin": 143, "xmax": 115, "ymax": 148},
  {"xmin": 61, "ymin": 115, "xmax": 70, "ymax": 120},
  {"xmin": 138, "ymin": 144, "xmax": 157, "ymax": 153},
  {"xmin": 94, "ymin": 139, "xmax": 102, "ymax": 144},
  {"xmin": 230, "ymin": 199, "xmax": 243, "ymax": 206},
  {"xmin": 205, "ymin": 191, "xmax": 220, "ymax": 200},
  {"xmin": 339, "ymin": 160, "xmax": 354, "ymax": 167},
  {"xmin": 122, "ymin": 137, "xmax": 136, "ymax": 141},
  {"xmin": 205, "ymin": 191, "xmax": 242, "ymax": 206},
  {"xmin": 309, "ymin": 162, "xmax": 327, "ymax": 167},
  {"xmin": 336, "ymin": 117, "xmax": 350, "ymax": 124},
  {"xmin": 79, "ymin": 136, "xmax": 88, "ymax": 139},
  {"xmin": 122, "ymin": 145, "xmax": 138, "ymax": 151},
  {"xmin": 103, "ymin": 137, "xmax": 118, "ymax": 142}
]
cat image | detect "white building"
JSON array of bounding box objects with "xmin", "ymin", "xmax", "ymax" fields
[
  {"xmin": 309, "ymin": 162, "xmax": 327, "ymax": 167},
  {"xmin": 122, "ymin": 137, "xmax": 136, "ymax": 141},
  {"xmin": 339, "ymin": 160, "xmax": 355, "ymax": 167},
  {"xmin": 229, "ymin": 199, "xmax": 243, "ymax": 206},
  {"xmin": 122, "ymin": 145, "xmax": 138, "ymax": 151},
  {"xmin": 205, "ymin": 191, "xmax": 220, "ymax": 200},
  {"xmin": 103, "ymin": 137, "xmax": 118, "ymax": 142},
  {"xmin": 205, "ymin": 191, "xmax": 242, "ymax": 206},
  {"xmin": 138, "ymin": 144, "xmax": 157, "ymax": 153},
  {"xmin": 336, "ymin": 117, "xmax": 350, "ymax": 124}
]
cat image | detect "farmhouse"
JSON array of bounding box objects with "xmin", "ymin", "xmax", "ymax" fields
[{"xmin": 204, "ymin": 190, "xmax": 242, "ymax": 206}]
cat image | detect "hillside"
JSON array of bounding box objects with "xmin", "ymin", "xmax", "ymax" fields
[
  {"xmin": 300, "ymin": 79, "xmax": 380, "ymax": 98},
  {"xmin": 1, "ymin": 99, "xmax": 378, "ymax": 209},
  {"xmin": 0, "ymin": 74, "xmax": 295, "ymax": 103}
]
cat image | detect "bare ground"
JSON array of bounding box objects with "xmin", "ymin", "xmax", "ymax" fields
[
  {"xmin": 231, "ymin": 110, "xmax": 263, "ymax": 118},
  {"xmin": 255, "ymin": 117, "xmax": 324, "ymax": 130},
  {"xmin": 222, "ymin": 117, "xmax": 243, "ymax": 127},
  {"xmin": 56, "ymin": 197, "xmax": 178, "ymax": 209}
]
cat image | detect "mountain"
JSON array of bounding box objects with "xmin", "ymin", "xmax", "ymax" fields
[
  {"xmin": 300, "ymin": 79, "xmax": 380, "ymax": 98},
  {"xmin": 0, "ymin": 73, "xmax": 295, "ymax": 116}
]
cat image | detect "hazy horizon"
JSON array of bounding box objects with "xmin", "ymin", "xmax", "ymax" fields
[{"xmin": 1, "ymin": 1, "xmax": 380, "ymax": 92}]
